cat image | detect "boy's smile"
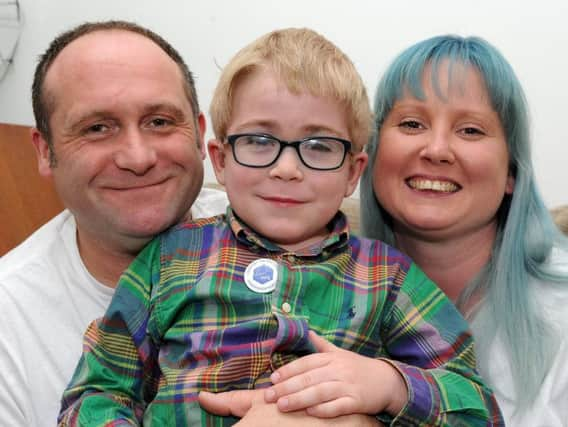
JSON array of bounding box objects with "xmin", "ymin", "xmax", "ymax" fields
[{"xmin": 208, "ymin": 67, "xmax": 367, "ymax": 252}]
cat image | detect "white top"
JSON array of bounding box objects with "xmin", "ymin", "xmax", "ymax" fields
[
  {"xmin": 471, "ymin": 247, "xmax": 568, "ymax": 426},
  {"xmin": 0, "ymin": 187, "xmax": 228, "ymax": 427}
]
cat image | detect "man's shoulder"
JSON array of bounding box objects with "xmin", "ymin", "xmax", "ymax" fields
[
  {"xmin": 191, "ymin": 186, "xmax": 229, "ymax": 219},
  {"xmin": 0, "ymin": 210, "xmax": 74, "ymax": 277}
]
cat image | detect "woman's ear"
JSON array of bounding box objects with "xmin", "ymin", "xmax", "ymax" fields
[
  {"xmin": 344, "ymin": 151, "xmax": 368, "ymax": 197},
  {"xmin": 505, "ymin": 171, "xmax": 515, "ymax": 194},
  {"xmin": 207, "ymin": 139, "xmax": 227, "ymax": 185}
]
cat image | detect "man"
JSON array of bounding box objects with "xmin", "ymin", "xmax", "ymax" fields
[{"xmin": 0, "ymin": 21, "xmax": 227, "ymax": 426}]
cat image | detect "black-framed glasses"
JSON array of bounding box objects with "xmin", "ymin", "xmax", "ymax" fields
[{"xmin": 225, "ymin": 133, "xmax": 352, "ymax": 171}]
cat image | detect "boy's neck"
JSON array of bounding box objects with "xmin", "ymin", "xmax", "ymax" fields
[{"xmin": 277, "ymin": 229, "xmax": 331, "ymax": 253}]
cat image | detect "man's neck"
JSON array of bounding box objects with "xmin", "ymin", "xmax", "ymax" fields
[
  {"xmin": 76, "ymin": 228, "xmax": 149, "ymax": 287},
  {"xmin": 394, "ymin": 224, "xmax": 497, "ymax": 304}
]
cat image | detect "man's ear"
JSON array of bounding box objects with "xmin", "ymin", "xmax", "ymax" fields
[
  {"xmin": 31, "ymin": 128, "xmax": 53, "ymax": 177},
  {"xmin": 197, "ymin": 113, "xmax": 207, "ymax": 160},
  {"xmin": 344, "ymin": 151, "xmax": 368, "ymax": 197},
  {"xmin": 207, "ymin": 138, "xmax": 227, "ymax": 185}
]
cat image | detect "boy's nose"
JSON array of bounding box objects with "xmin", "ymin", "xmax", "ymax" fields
[{"xmin": 268, "ymin": 146, "xmax": 304, "ymax": 180}]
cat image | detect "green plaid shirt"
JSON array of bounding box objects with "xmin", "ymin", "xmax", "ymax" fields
[{"xmin": 59, "ymin": 210, "xmax": 503, "ymax": 426}]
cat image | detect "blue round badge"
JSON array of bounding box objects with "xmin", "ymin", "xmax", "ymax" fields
[{"xmin": 244, "ymin": 258, "xmax": 278, "ymax": 293}]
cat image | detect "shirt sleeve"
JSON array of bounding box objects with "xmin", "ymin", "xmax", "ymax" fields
[
  {"xmin": 58, "ymin": 238, "xmax": 163, "ymax": 426},
  {"xmin": 380, "ymin": 262, "xmax": 504, "ymax": 426},
  {"xmin": 0, "ymin": 286, "xmax": 30, "ymax": 427}
]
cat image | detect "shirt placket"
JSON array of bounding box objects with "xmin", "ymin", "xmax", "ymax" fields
[{"xmin": 268, "ymin": 253, "xmax": 312, "ymax": 371}]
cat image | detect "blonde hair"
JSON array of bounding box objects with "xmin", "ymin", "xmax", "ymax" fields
[
  {"xmin": 210, "ymin": 28, "xmax": 372, "ymax": 151},
  {"xmin": 551, "ymin": 205, "xmax": 568, "ymax": 235}
]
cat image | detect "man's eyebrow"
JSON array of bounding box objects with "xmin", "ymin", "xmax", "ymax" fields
[{"xmin": 143, "ymin": 103, "xmax": 188, "ymax": 121}]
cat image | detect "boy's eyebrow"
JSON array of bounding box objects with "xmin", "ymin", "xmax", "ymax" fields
[
  {"xmin": 230, "ymin": 121, "xmax": 348, "ymax": 139},
  {"xmin": 301, "ymin": 125, "xmax": 346, "ymax": 138}
]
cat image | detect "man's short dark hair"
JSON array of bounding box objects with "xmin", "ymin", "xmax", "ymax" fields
[{"xmin": 31, "ymin": 20, "xmax": 200, "ymax": 159}]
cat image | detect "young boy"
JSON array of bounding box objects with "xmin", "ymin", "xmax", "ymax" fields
[{"xmin": 59, "ymin": 28, "xmax": 503, "ymax": 426}]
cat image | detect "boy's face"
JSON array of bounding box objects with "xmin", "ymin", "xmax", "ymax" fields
[{"xmin": 209, "ymin": 68, "xmax": 367, "ymax": 251}]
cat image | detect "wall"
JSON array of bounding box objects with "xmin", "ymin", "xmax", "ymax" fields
[
  {"xmin": 1, "ymin": 0, "xmax": 567, "ymax": 206},
  {"xmin": 0, "ymin": 123, "xmax": 63, "ymax": 254}
]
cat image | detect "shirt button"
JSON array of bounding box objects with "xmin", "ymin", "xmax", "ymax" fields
[{"xmin": 282, "ymin": 302, "xmax": 292, "ymax": 313}]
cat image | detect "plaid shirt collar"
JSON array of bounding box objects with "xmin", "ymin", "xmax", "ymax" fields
[{"xmin": 226, "ymin": 207, "xmax": 350, "ymax": 259}]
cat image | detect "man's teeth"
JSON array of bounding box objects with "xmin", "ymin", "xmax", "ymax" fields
[{"xmin": 408, "ymin": 179, "xmax": 459, "ymax": 192}]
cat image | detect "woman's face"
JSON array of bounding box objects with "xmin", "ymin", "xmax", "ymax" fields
[{"xmin": 374, "ymin": 64, "xmax": 514, "ymax": 242}]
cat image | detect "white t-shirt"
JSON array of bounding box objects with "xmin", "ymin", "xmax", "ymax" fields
[
  {"xmin": 471, "ymin": 247, "xmax": 568, "ymax": 426},
  {"xmin": 0, "ymin": 187, "xmax": 228, "ymax": 427}
]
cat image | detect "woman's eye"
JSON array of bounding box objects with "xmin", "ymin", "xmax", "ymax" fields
[
  {"xmin": 398, "ymin": 120, "xmax": 423, "ymax": 130},
  {"xmin": 459, "ymin": 127, "xmax": 486, "ymax": 137},
  {"xmin": 464, "ymin": 127, "xmax": 483, "ymax": 134}
]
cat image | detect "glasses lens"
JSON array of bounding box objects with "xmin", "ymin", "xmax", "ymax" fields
[
  {"xmin": 299, "ymin": 138, "xmax": 346, "ymax": 169},
  {"xmin": 233, "ymin": 134, "xmax": 279, "ymax": 167}
]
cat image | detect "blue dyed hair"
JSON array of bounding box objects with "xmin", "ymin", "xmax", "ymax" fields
[{"xmin": 360, "ymin": 34, "xmax": 568, "ymax": 407}]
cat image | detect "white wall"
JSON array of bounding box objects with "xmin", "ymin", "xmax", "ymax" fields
[{"xmin": 1, "ymin": 0, "xmax": 567, "ymax": 207}]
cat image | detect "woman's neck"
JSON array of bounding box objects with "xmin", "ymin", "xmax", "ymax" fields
[{"xmin": 394, "ymin": 224, "xmax": 497, "ymax": 304}]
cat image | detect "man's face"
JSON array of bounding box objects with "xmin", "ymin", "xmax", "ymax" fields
[{"xmin": 33, "ymin": 30, "xmax": 205, "ymax": 250}]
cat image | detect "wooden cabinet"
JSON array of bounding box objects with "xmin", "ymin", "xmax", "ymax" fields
[{"xmin": 0, "ymin": 123, "xmax": 63, "ymax": 256}]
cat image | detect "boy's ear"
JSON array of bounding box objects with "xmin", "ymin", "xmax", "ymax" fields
[
  {"xmin": 207, "ymin": 138, "xmax": 227, "ymax": 185},
  {"xmin": 344, "ymin": 151, "xmax": 368, "ymax": 197},
  {"xmin": 31, "ymin": 128, "xmax": 53, "ymax": 177}
]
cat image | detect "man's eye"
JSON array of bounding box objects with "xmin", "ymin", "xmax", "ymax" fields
[
  {"xmin": 84, "ymin": 123, "xmax": 109, "ymax": 134},
  {"xmin": 149, "ymin": 118, "xmax": 171, "ymax": 127}
]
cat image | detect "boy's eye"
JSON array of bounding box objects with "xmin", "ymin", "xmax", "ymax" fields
[
  {"xmin": 241, "ymin": 135, "xmax": 277, "ymax": 147},
  {"xmin": 302, "ymin": 139, "xmax": 334, "ymax": 153}
]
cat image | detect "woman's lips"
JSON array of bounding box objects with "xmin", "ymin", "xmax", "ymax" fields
[{"xmin": 406, "ymin": 177, "xmax": 461, "ymax": 193}]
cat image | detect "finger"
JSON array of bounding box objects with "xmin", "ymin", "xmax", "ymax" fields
[
  {"xmin": 306, "ymin": 396, "xmax": 358, "ymax": 418},
  {"xmin": 308, "ymin": 330, "xmax": 338, "ymax": 353},
  {"xmin": 276, "ymin": 381, "xmax": 343, "ymax": 413},
  {"xmin": 270, "ymin": 352, "xmax": 330, "ymax": 386},
  {"xmin": 269, "ymin": 364, "xmax": 342, "ymax": 405},
  {"xmin": 198, "ymin": 389, "xmax": 262, "ymax": 417}
]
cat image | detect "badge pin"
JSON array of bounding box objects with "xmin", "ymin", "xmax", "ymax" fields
[{"xmin": 244, "ymin": 258, "xmax": 278, "ymax": 293}]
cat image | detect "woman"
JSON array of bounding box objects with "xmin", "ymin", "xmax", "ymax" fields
[{"xmin": 360, "ymin": 35, "xmax": 568, "ymax": 425}]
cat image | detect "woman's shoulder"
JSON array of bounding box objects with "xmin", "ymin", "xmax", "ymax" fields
[{"xmin": 532, "ymin": 246, "xmax": 568, "ymax": 327}]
